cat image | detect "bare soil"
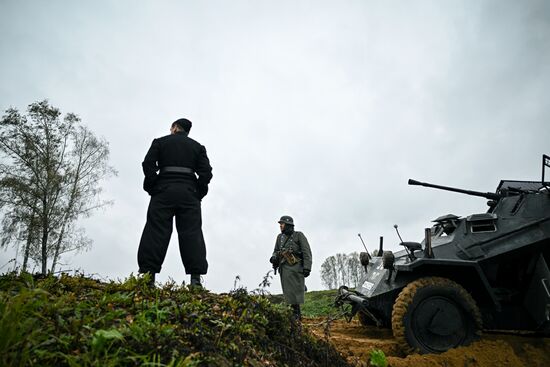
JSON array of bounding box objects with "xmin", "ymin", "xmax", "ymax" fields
[{"xmin": 305, "ymin": 318, "xmax": 550, "ymax": 367}]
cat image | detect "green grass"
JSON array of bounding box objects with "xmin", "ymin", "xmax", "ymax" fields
[
  {"xmin": 0, "ymin": 272, "xmax": 351, "ymax": 367},
  {"xmin": 267, "ymin": 289, "xmax": 341, "ymax": 318},
  {"xmin": 302, "ymin": 289, "xmax": 339, "ymax": 318}
]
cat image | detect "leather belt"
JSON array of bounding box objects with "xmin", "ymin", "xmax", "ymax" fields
[{"xmin": 160, "ymin": 166, "xmax": 194, "ymax": 174}]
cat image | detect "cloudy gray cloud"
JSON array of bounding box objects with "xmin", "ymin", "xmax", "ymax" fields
[{"xmin": 1, "ymin": 0, "xmax": 549, "ymax": 293}]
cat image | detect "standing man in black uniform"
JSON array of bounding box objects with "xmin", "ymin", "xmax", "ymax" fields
[{"xmin": 138, "ymin": 118, "xmax": 213, "ymax": 287}]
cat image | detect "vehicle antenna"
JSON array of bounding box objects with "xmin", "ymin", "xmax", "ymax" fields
[
  {"xmin": 358, "ymin": 233, "xmax": 372, "ymax": 260},
  {"xmin": 393, "ymin": 224, "xmax": 404, "ymax": 243},
  {"xmin": 394, "ymin": 224, "xmax": 411, "ymax": 258}
]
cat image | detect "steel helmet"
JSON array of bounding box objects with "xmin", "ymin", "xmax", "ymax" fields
[{"xmin": 278, "ymin": 215, "xmax": 294, "ymax": 226}]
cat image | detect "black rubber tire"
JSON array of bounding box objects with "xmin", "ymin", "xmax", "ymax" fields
[{"xmin": 391, "ymin": 277, "xmax": 482, "ymax": 354}]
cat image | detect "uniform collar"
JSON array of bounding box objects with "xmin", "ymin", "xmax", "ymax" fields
[{"xmin": 282, "ymin": 228, "xmax": 294, "ymax": 237}]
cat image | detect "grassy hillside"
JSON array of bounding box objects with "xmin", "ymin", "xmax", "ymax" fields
[
  {"xmin": 0, "ymin": 273, "xmax": 350, "ymax": 367},
  {"xmin": 302, "ymin": 289, "xmax": 339, "ymax": 318}
]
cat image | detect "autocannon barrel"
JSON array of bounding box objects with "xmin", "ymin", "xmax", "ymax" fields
[{"xmin": 408, "ymin": 179, "xmax": 501, "ymax": 200}]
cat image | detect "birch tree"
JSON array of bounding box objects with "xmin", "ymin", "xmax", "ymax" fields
[
  {"xmin": 320, "ymin": 252, "xmax": 366, "ymax": 289},
  {"xmin": 0, "ymin": 100, "xmax": 116, "ymax": 274}
]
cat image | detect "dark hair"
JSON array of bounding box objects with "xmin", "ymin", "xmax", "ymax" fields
[{"xmin": 172, "ymin": 118, "xmax": 192, "ymax": 133}]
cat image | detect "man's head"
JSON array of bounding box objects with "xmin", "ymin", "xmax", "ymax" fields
[
  {"xmin": 171, "ymin": 118, "xmax": 192, "ymax": 135},
  {"xmin": 278, "ymin": 215, "xmax": 294, "ymax": 232}
]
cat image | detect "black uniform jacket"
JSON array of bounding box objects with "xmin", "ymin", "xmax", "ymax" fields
[{"xmin": 142, "ymin": 131, "xmax": 213, "ymax": 197}]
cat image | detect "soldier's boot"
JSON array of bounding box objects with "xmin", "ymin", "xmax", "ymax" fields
[
  {"xmin": 141, "ymin": 272, "xmax": 155, "ymax": 288},
  {"xmin": 190, "ymin": 274, "xmax": 202, "ymax": 288}
]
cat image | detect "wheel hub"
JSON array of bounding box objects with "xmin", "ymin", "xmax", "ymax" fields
[{"xmin": 412, "ymin": 296, "xmax": 466, "ymax": 352}]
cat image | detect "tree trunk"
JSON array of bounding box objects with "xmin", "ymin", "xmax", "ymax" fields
[
  {"xmin": 51, "ymin": 248, "xmax": 58, "ymax": 274},
  {"xmin": 41, "ymin": 230, "xmax": 48, "ymax": 275},
  {"xmin": 50, "ymin": 224, "xmax": 66, "ymax": 273},
  {"xmin": 22, "ymin": 228, "xmax": 32, "ymax": 272},
  {"xmin": 23, "ymin": 200, "xmax": 39, "ymax": 273},
  {"xmin": 41, "ymin": 204, "xmax": 48, "ymax": 275}
]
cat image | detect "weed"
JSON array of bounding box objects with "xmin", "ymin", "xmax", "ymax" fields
[{"xmin": 369, "ymin": 349, "xmax": 388, "ymax": 367}]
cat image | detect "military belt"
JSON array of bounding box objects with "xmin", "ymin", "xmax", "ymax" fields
[{"xmin": 160, "ymin": 166, "xmax": 194, "ymax": 174}]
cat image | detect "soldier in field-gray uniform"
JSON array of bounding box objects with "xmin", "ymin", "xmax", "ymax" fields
[{"xmin": 270, "ymin": 215, "xmax": 312, "ymax": 321}]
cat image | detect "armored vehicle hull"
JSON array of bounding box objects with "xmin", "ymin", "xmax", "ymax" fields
[{"xmin": 336, "ymin": 156, "xmax": 550, "ymax": 354}]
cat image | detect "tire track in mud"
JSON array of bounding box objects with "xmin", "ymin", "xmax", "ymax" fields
[{"xmin": 305, "ymin": 318, "xmax": 550, "ymax": 367}]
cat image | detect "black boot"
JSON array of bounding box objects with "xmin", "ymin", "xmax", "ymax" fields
[
  {"xmin": 140, "ymin": 272, "xmax": 155, "ymax": 288},
  {"xmin": 190, "ymin": 274, "xmax": 202, "ymax": 288}
]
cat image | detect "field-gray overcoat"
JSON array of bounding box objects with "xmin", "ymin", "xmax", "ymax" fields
[{"xmin": 272, "ymin": 231, "xmax": 312, "ymax": 304}]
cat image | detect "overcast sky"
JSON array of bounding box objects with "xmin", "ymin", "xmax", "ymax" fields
[{"xmin": 1, "ymin": 0, "xmax": 549, "ymax": 293}]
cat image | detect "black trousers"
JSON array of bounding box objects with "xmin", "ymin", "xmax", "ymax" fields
[{"xmin": 138, "ymin": 182, "xmax": 208, "ymax": 275}]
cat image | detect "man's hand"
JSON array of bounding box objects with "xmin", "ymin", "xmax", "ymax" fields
[
  {"xmin": 269, "ymin": 255, "xmax": 279, "ymax": 268},
  {"xmin": 303, "ymin": 269, "xmax": 310, "ymax": 278},
  {"xmin": 197, "ymin": 184, "xmax": 208, "ymax": 199}
]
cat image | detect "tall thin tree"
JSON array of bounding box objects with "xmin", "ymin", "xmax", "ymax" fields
[{"xmin": 0, "ymin": 100, "xmax": 116, "ymax": 274}]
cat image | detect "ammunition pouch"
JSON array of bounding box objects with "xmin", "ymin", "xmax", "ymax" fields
[{"xmin": 280, "ymin": 249, "xmax": 299, "ymax": 266}]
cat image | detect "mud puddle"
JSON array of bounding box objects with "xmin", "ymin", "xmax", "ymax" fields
[{"xmin": 304, "ymin": 318, "xmax": 550, "ymax": 367}]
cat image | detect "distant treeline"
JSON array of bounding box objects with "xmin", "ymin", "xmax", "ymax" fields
[{"xmin": 320, "ymin": 252, "xmax": 365, "ymax": 289}]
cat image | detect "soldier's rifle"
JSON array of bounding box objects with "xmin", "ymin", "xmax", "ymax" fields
[{"xmin": 272, "ymin": 247, "xmax": 300, "ymax": 275}]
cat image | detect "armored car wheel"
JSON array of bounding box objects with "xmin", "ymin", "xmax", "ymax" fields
[{"xmin": 391, "ymin": 277, "xmax": 482, "ymax": 354}]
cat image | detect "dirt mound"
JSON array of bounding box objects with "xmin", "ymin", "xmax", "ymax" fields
[
  {"xmin": 3, "ymin": 273, "xmax": 548, "ymax": 366},
  {"xmin": 305, "ymin": 318, "xmax": 550, "ymax": 367},
  {"xmin": 0, "ymin": 273, "xmax": 351, "ymax": 366}
]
